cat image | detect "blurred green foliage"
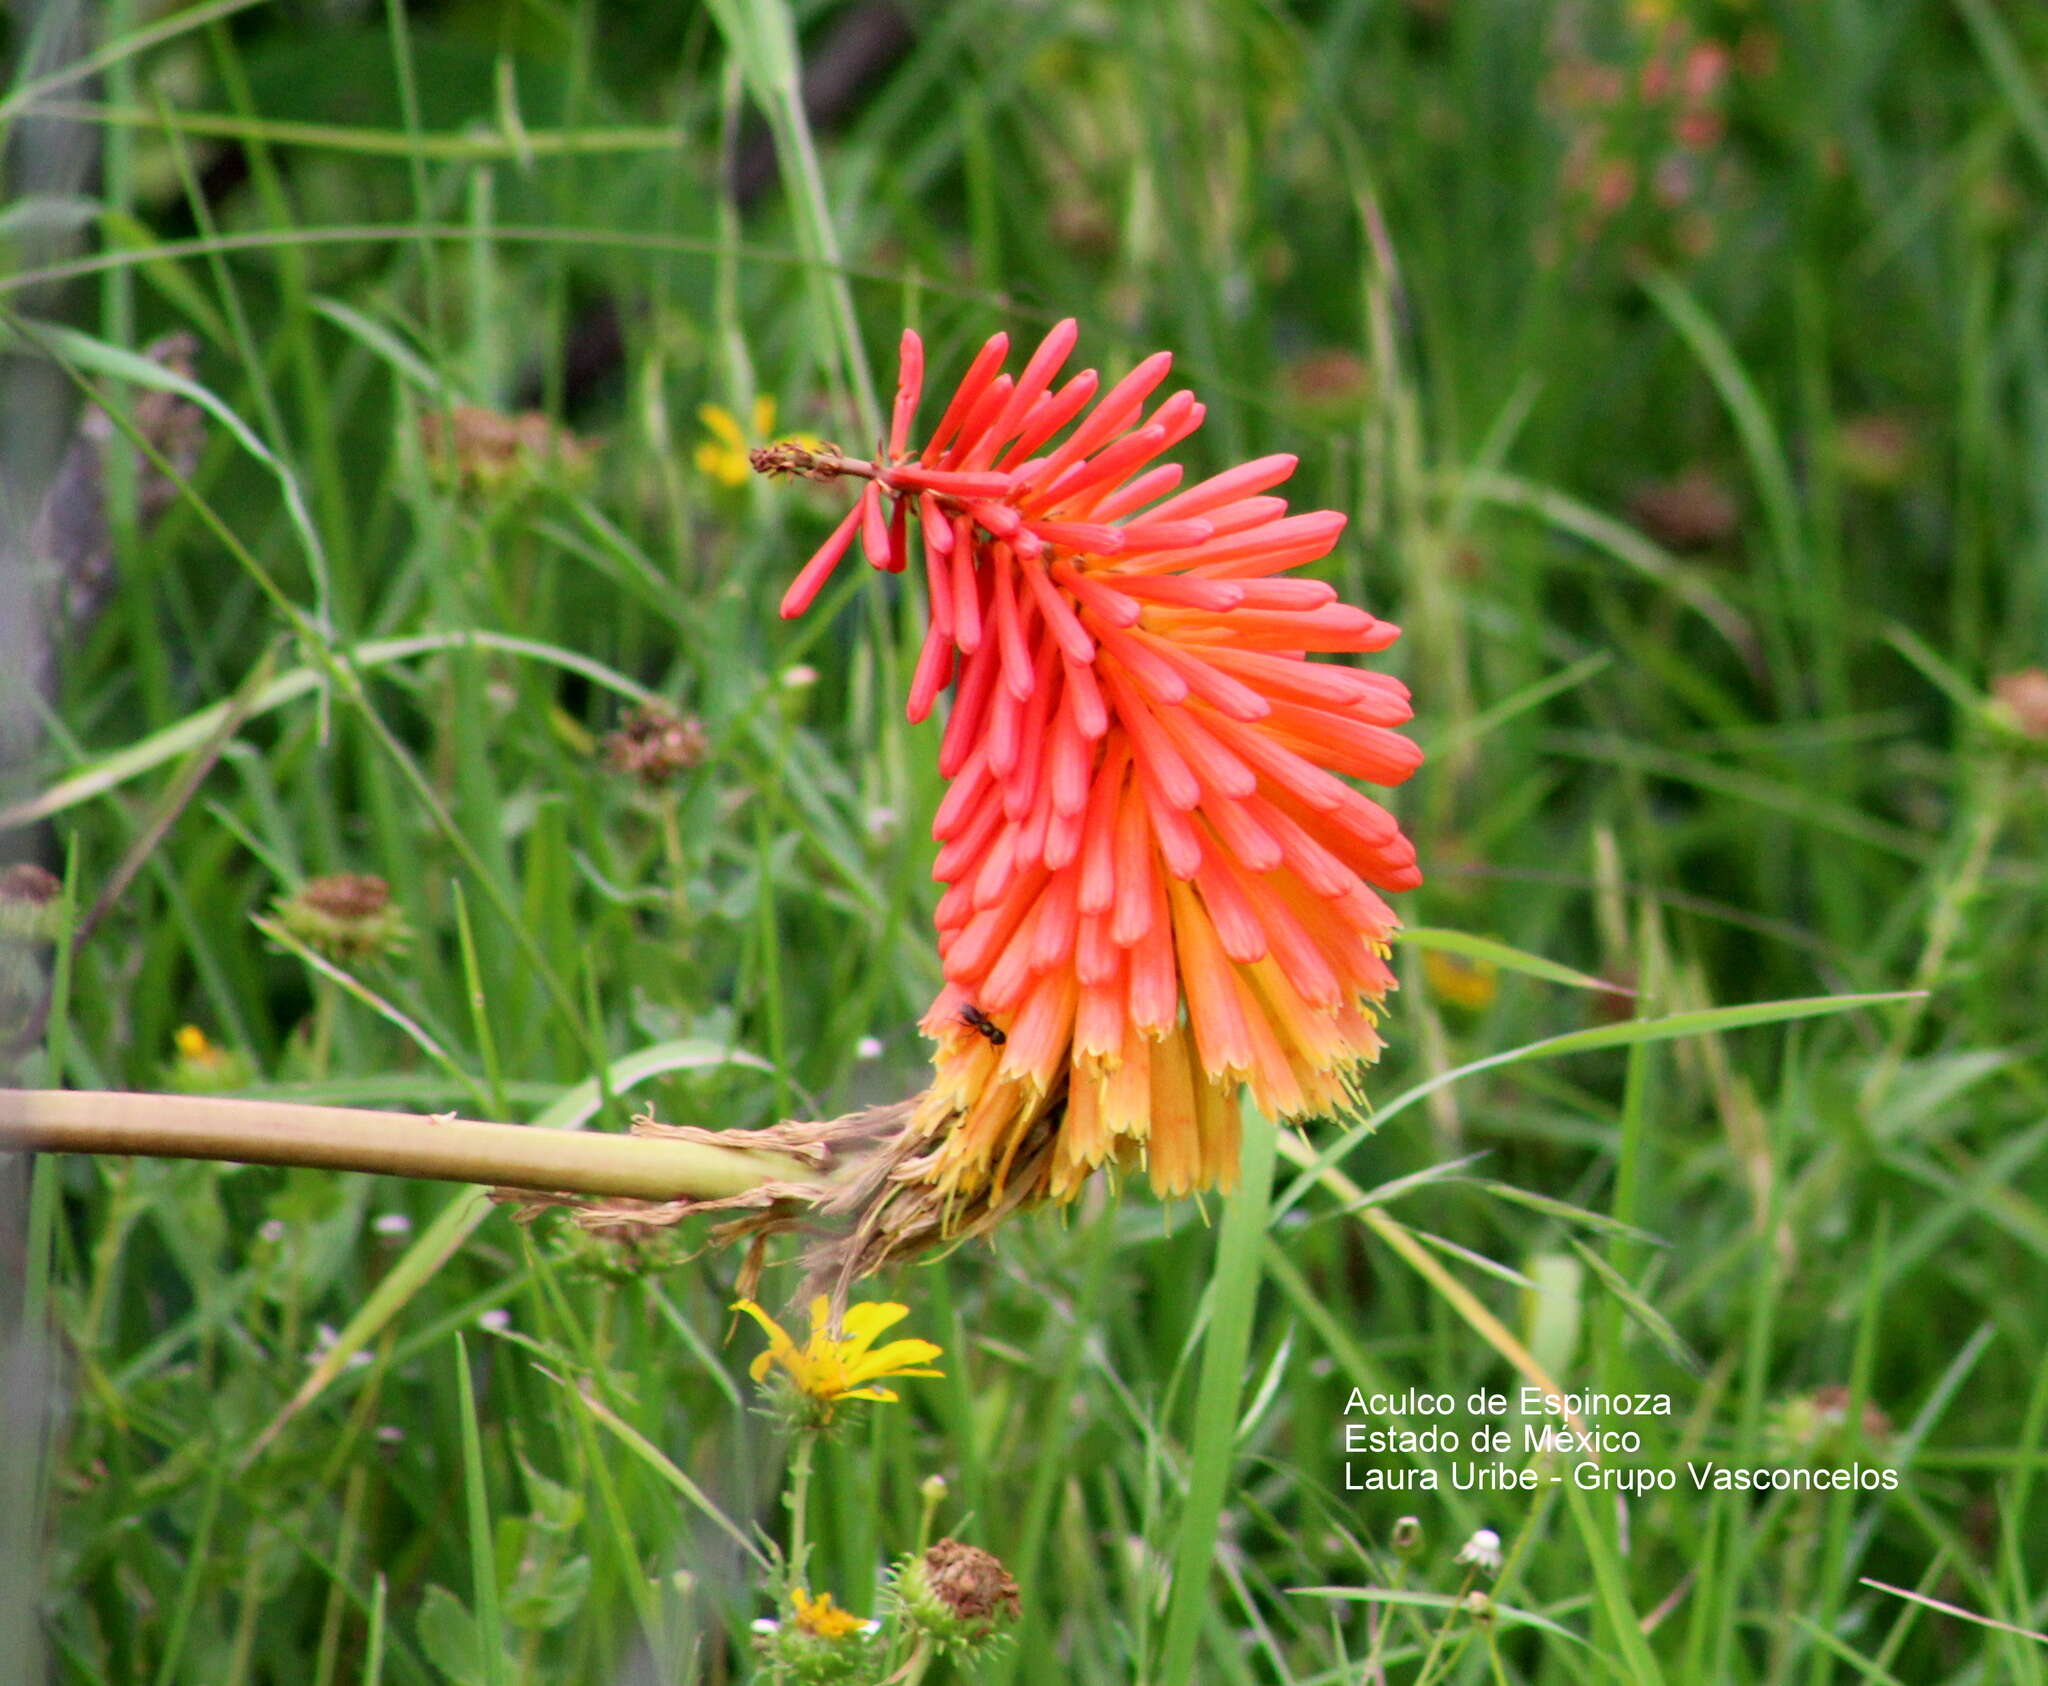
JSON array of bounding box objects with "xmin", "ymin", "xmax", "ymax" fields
[{"xmin": 6, "ymin": 0, "xmax": 2048, "ymax": 1681}]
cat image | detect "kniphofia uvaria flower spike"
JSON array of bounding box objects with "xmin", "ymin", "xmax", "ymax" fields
[{"xmin": 758, "ymin": 321, "xmax": 1420, "ymax": 1231}]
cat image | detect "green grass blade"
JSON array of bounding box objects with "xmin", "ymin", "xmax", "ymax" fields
[
  {"xmin": 1275, "ymin": 993, "xmax": 1920, "ymax": 1219},
  {"xmin": 1562, "ymin": 1476, "xmax": 1668, "ymax": 1685},
  {"xmin": 1155, "ymin": 1101, "xmax": 1278, "ymax": 1686},
  {"xmin": 1396, "ymin": 927, "xmax": 1632, "ymax": 996},
  {"xmin": 453, "ymin": 1334, "xmax": 508, "ymax": 1686}
]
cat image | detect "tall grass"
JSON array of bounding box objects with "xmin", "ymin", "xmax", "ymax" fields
[{"xmin": 4, "ymin": 1, "xmax": 2048, "ymax": 1681}]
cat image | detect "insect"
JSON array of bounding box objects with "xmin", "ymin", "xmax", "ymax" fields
[{"xmin": 958, "ymin": 1003, "xmax": 1007, "ymax": 1046}]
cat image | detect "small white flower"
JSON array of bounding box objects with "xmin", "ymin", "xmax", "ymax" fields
[
  {"xmin": 372, "ymin": 1212, "xmax": 413, "ymax": 1237},
  {"xmin": 305, "ymin": 1325, "xmax": 369, "ymax": 1370},
  {"xmin": 855, "ymin": 1035, "xmax": 884, "ymax": 1060},
  {"xmin": 859, "ymin": 1619, "xmax": 882, "ymax": 1638},
  {"xmin": 479, "ymin": 1308, "xmax": 511, "ymax": 1333},
  {"xmin": 864, "ymin": 805, "xmax": 899, "ymax": 839},
  {"xmin": 750, "ymin": 1618, "xmax": 780, "ymax": 1636},
  {"xmin": 1456, "ymin": 1527, "xmax": 1503, "ymax": 1577},
  {"xmin": 780, "ymin": 664, "xmax": 818, "ymax": 691},
  {"xmin": 375, "ymin": 1425, "xmax": 406, "ymax": 1445},
  {"xmin": 258, "ymin": 1219, "xmax": 288, "ymax": 1245}
]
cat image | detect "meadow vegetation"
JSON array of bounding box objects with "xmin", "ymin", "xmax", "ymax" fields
[{"xmin": 4, "ymin": 0, "xmax": 2048, "ymax": 1681}]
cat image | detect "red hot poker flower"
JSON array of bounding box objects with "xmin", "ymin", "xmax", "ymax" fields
[{"xmin": 758, "ymin": 321, "xmax": 1420, "ymax": 1213}]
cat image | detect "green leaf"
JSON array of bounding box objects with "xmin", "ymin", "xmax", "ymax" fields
[
  {"xmin": 1569, "ymin": 1240, "xmax": 1705, "ymax": 1378},
  {"xmin": 1564, "ymin": 1478, "xmax": 1670, "ymax": 1685},
  {"xmin": 1398, "ymin": 926, "xmax": 1632, "ymax": 996},
  {"xmin": 1275, "ymin": 993, "xmax": 1920, "ymax": 1221},
  {"xmin": 7, "ymin": 316, "xmax": 330, "ymax": 607},
  {"xmin": 516, "ymin": 1453, "xmax": 586, "ymax": 1536},
  {"xmin": 1154, "ymin": 1099, "xmax": 1278, "ymax": 1686},
  {"xmin": 416, "ymin": 1585, "xmax": 509, "ymax": 1686},
  {"xmin": 536, "ymin": 1366, "xmax": 769, "ymax": 1569},
  {"xmin": 453, "ymin": 1336, "xmax": 508, "ymax": 1686},
  {"xmin": 504, "ymin": 1555, "xmax": 592, "ymax": 1632},
  {"xmin": 1479, "ymin": 1181, "xmax": 1667, "ymax": 1246},
  {"xmin": 313, "ymin": 295, "xmax": 459, "ymax": 401}
]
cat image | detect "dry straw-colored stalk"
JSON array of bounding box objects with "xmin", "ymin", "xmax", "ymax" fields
[{"xmin": 0, "ymin": 1088, "xmax": 822, "ymax": 1202}]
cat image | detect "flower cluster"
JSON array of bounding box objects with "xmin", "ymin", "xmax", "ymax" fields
[
  {"xmin": 734, "ymin": 1296, "xmax": 944, "ymax": 1427},
  {"xmin": 762, "ymin": 321, "xmax": 1420, "ymax": 1211},
  {"xmin": 751, "ymin": 1586, "xmax": 881, "ymax": 1683},
  {"xmin": 1545, "ymin": 7, "xmax": 1777, "ymax": 266}
]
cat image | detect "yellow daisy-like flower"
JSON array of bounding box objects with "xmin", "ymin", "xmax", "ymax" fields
[
  {"xmin": 169, "ymin": 1025, "xmax": 251, "ymax": 1093},
  {"xmin": 698, "ymin": 396, "xmax": 818, "ymax": 488},
  {"xmin": 1421, "ymin": 948, "xmax": 1499, "ymax": 1013},
  {"xmin": 790, "ymin": 1588, "xmax": 867, "ymax": 1641},
  {"xmin": 733, "ymin": 1297, "xmax": 943, "ymax": 1420},
  {"xmin": 174, "ymin": 1024, "xmax": 216, "ymax": 1064}
]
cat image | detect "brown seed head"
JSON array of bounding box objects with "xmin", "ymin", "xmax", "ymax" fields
[
  {"xmin": 750, "ymin": 440, "xmax": 847, "ymax": 482},
  {"xmin": 922, "ymin": 1539, "xmax": 1020, "ymax": 1629},
  {"xmin": 420, "ymin": 406, "xmax": 591, "ymax": 498},
  {"xmin": 1630, "ymin": 466, "xmax": 1740, "ymax": 551},
  {"xmin": 1836, "ymin": 413, "xmax": 1919, "ymax": 490},
  {"xmin": 604, "ymin": 703, "xmax": 709, "ymax": 787},
  {"xmin": 0, "ymin": 863, "xmax": 63, "ymax": 944},
  {"xmin": 1281, "ymin": 349, "xmax": 1371, "ymax": 412},
  {"xmin": 1992, "ymin": 668, "xmax": 2048, "ymax": 741},
  {"xmin": 275, "ymin": 874, "xmax": 408, "ymax": 963}
]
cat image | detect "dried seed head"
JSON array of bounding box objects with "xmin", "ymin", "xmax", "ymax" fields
[
  {"xmin": 1629, "ymin": 466, "xmax": 1739, "ymax": 551},
  {"xmin": 1281, "ymin": 348, "xmax": 1371, "ymax": 413},
  {"xmin": 1390, "ymin": 1515, "xmax": 1424, "ymax": 1556},
  {"xmin": 603, "ymin": 703, "xmax": 708, "ymax": 787},
  {"xmin": 895, "ymin": 1538, "xmax": 1020, "ymax": 1651},
  {"xmin": 0, "ymin": 863, "xmax": 63, "ymax": 944},
  {"xmin": 1835, "ymin": 412, "xmax": 1919, "ymax": 490},
  {"xmin": 274, "ymin": 874, "xmax": 408, "ymax": 963},
  {"xmin": 1991, "ymin": 668, "xmax": 2048, "ymax": 743},
  {"xmin": 1765, "ymin": 1385, "xmax": 1894, "ymax": 1466},
  {"xmin": 750, "ymin": 440, "xmax": 849, "ymax": 482},
  {"xmin": 419, "ymin": 405, "xmax": 592, "ymax": 500}
]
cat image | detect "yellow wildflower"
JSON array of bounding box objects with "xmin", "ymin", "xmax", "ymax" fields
[
  {"xmin": 733, "ymin": 1297, "xmax": 943, "ymax": 1420},
  {"xmin": 697, "ymin": 396, "xmax": 816, "ymax": 487},
  {"xmin": 790, "ymin": 1588, "xmax": 867, "ymax": 1640},
  {"xmin": 170, "ymin": 1025, "xmax": 251, "ymax": 1093},
  {"xmin": 1422, "ymin": 949, "xmax": 1499, "ymax": 1013}
]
